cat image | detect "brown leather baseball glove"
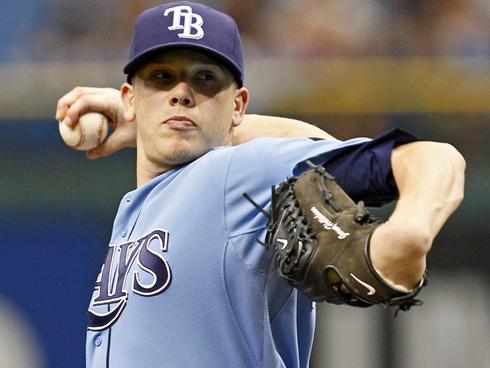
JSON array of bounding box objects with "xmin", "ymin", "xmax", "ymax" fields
[{"xmin": 266, "ymin": 161, "xmax": 427, "ymax": 312}]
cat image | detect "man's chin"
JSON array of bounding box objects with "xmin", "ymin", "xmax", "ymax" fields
[{"xmin": 161, "ymin": 146, "xmax": 210, "ymax": 166}]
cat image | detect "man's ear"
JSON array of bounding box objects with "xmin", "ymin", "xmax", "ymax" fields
[
  {"xmin": 121, "ymin": 83, "xmax": 136, "ymax": 123},
  {"xmin": 231, "ymin": 87, "xmax": 249, "ymax": 128}
]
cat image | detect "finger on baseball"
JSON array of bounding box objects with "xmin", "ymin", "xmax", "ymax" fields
[
  {"xmin": 56, "ymin": 86, "xmax": 91, "ymax": 122},
  {"xmin": 86, "ymin": 136, "xmax": 121, "ymax": 160},
  {"xmin": 63, "ymin": 94, "xmax": 113, "ymax": 128},
  {"xmin": 56, "ymin": 87, "xmax": 107, "ymax": 124}
]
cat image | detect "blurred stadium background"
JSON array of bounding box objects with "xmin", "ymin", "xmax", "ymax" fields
[{"xmin": 0, "ymin": 0, "xmax": 489, "ymax": 367}]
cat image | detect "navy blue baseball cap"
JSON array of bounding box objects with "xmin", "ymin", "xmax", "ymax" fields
[{"xmin": 124, "ymin": 1, "xmax": 244, "ymax": 87}]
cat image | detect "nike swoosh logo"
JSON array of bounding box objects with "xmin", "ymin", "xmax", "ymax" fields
[
  {"xmin": 350, "ymin": 273, "xmax": 376, "ymax": 295},
  {"xmin": 276, "ymin": 239, "xmax": 288, "ymax": 250}
]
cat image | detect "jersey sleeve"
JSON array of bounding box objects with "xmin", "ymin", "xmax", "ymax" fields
[
  {"xmin": 223, "ymin": 136, "xmax": 368, "ymax": 239},
  {"xmin": 302, "ymin": 128, "xmax": 419, "ymax": 206},
  {"xmin": 224, "ymin": 127, "xmax": 418, "ymax": 237}
]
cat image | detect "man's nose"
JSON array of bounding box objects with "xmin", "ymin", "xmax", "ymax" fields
[{"xmin": 169, "ymin": 82, "xmax": 194, "ymax": 107}]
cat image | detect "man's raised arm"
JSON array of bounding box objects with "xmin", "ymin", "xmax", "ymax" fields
[
  {"xmin": 370, "ymin": 141, "xmax": 466, "ymax": 290},
  {"xmin": 55, "ymin": 87, "xmax": 336, "ymax": 160}
]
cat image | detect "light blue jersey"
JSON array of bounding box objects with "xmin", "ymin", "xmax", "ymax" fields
[{"xmin": 86, "ymin": 137, "xmax": 369, "ymax": 368}]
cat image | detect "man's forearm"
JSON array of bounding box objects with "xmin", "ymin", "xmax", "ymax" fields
[
  {"xmin": 232, "ymin": 114, "xmax": 336, "ymax": 145},
  {"xmin": 391, "ymin": 141, "xmax": 466, "ymax": 245},
  {"xmin": 370, "ymin": 141, "xmax": 466, "ymax": 289}
]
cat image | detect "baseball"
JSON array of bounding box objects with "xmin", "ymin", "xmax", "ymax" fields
[{"xmin": 59, "ymin": 112, "xmax": 109, "ymax": 151}]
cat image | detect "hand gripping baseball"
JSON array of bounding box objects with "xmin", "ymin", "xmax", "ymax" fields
[
  {"xmin": 266, "ymin": 161, "xmax": 427, "ymax": 312},
  {"xmin": 56, "ymin": 87, "xmax": 136, "ymax": 159}
]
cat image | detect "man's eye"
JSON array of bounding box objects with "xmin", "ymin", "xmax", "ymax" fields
[
  {"xmin": 149, "ymin": 71, "xmax": 172, "ymax": 80},
  {"xmin": 195, "ymin": 72, "xmax": 216, "ymax": 81}
]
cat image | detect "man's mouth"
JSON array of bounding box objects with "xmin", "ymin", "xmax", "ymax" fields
[{"xmin": 164, "ymin": 116, "xmax": 197, "ymax": 130}]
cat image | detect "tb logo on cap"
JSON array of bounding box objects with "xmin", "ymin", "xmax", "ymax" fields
[{"xmin": 164, "ymin": 5, "xmax": 204, "ymax": 40}]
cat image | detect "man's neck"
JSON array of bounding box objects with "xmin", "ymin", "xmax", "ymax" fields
[{"xmin": 136, "ymin": 156, "xmax": 175, "ymax": 188}]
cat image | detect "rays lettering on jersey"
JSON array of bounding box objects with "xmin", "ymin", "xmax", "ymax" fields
[{"xmin": 87, "ymin": 229, "xmax": 172, "ymax": 331}]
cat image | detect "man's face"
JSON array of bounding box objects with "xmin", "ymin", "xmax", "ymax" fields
[{"xmin": 122, "ymin": 49, "xmax": 248, "ymax": 174}]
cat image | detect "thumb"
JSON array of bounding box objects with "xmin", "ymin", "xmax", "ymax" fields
[{"xmin": 86, "ymin": 138, "xmax": 121, "ymax": 160}]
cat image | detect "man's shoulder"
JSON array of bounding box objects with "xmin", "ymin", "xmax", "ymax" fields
[
  {"xmin": 202, "ymin": 137, "xmax": 303, "ymax": 164},
  {"xmin": 227, "ymin": 136, "xmax": 319, "ymax": 158}
]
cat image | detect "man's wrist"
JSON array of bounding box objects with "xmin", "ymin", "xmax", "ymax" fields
[{"xmin": 369, "ymin": 219, "xmax": 428, "ymax": 290}]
